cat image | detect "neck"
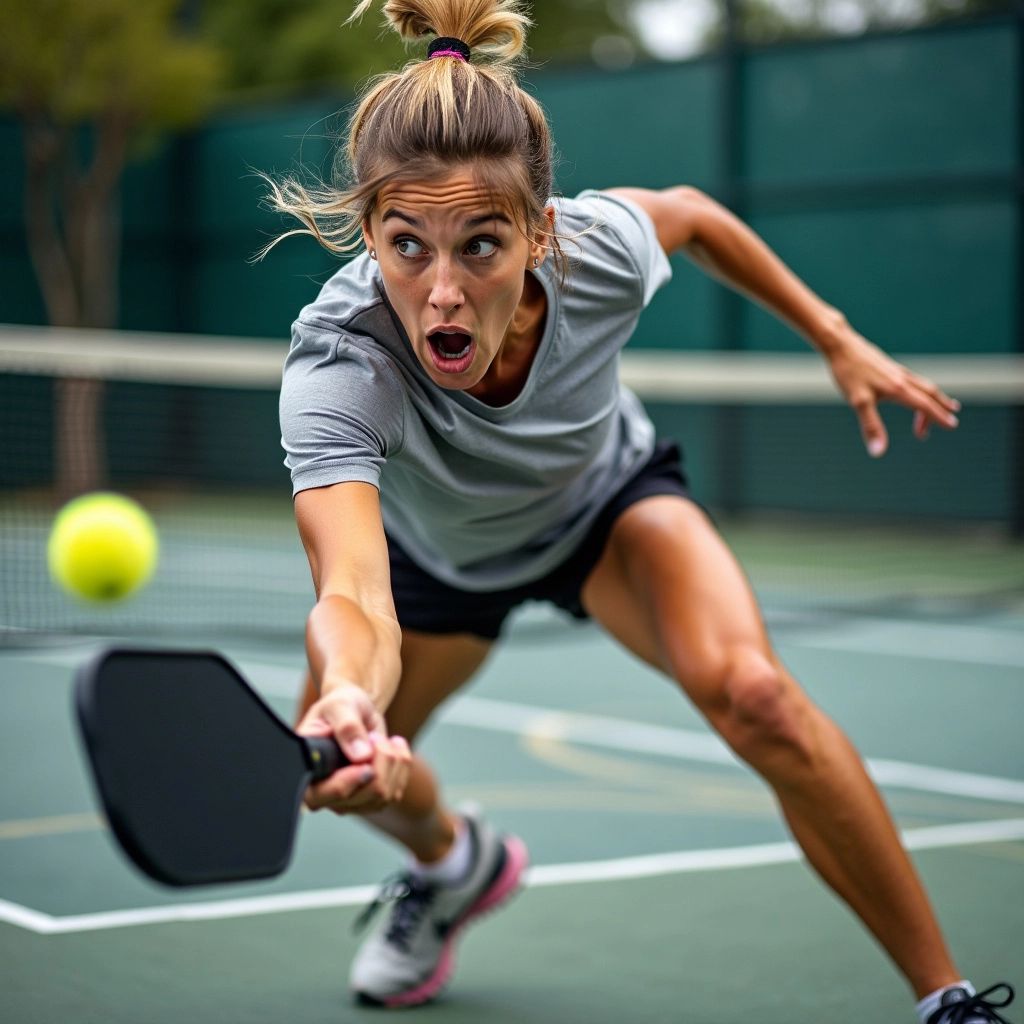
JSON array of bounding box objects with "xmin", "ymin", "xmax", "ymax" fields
[
  {"xmin": 506, "ymin": 271, "xmax": 546, "ymax": 346},
  {"xmin": 468, "ymin": 271, "xmax": 548, "ymax": 405}
]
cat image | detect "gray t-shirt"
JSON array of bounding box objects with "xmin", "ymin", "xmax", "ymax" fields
[{"xmin": 280, "ymin": 190, "xmax": 672, "ymax": 591}]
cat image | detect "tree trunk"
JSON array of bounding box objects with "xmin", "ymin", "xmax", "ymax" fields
[
  {"xmin": 22, "ymin": 112, "xmax": 130, "ymax": 500},
  {"xmin": 23, "ymin": 118, "xmax": 79, "ymax": 328},
  {"xmin": 53, "ymin": 377, "xmax": 106, "ymax": 498}
]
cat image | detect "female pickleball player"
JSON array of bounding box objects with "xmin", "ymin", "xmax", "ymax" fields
[{"xmin": 271, "ymin": 2, "xmax": 1015, "ymax": 1020}]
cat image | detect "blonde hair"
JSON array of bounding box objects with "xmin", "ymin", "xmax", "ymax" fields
[{"xmin": 262, "ymin": 0, "xmax": 568, "ymax": 278}]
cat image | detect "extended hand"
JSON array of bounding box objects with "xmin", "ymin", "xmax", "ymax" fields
[
  {"xmin": 297, "ymin": 683, "xmax": 412, "ymax": 814},
  {"xmin": 826, "ymin": 328, "xmax": 960, "ymax": 457}
]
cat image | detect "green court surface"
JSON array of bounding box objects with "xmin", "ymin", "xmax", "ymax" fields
[{"xmin": 1, "ymin": 522, "xmax": 1022, "ymax": 1023}]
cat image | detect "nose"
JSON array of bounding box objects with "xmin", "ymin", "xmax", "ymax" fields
[{"xmin": 428, "ymin": 259, "xmax": 464, "ymax": 318}]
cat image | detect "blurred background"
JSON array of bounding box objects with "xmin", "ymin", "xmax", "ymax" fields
[
  {"xmin": 2, "ymin": 14, "xmax": 1021, "ymax": 1021},
  {"xmin": 0, "ymin": 0, "xmax": 1021, "ymax": 640}
]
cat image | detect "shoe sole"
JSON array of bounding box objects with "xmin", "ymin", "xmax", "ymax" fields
[{"xmin": 356, "ymin": 834, "xmax": 529, "ymax": 1009}]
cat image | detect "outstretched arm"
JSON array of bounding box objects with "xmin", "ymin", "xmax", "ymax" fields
[
  {"xmin": 607, "ymin": 185, "xmax": 961, "ymax": 457},
  {"xmin": 294, "ymin": 480, "xmax": 410, "ymax": 813}
]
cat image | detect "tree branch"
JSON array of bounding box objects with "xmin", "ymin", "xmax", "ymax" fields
[{"xmin": 22, "ymin": 114, "xmax": 79, "ymax": 327}]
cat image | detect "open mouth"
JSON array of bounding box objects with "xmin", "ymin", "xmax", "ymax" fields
[{"xmin": 426, "ymin": 330, "xmax": 475, "ymax": 374}]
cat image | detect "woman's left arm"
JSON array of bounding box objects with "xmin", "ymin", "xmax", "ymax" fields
[{"xmin": 607, "ymin": 185, "xmax": 961, "ymax": 457}]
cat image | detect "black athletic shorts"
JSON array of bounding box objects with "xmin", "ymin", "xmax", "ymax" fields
[{"xmin": 386, "ymin": 439, "xmax": 691, "ymax": 640}]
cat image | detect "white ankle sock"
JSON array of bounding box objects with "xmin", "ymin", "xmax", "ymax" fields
[
  {"xmin": 410, "ymin": 818, "xmax": 471, "ymax": 885},
  {"xmin": 916, "ymin": 981, "xmax": 976, "ymax": 1023}
]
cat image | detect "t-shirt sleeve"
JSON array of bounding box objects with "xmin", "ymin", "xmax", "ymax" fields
[
  {"xmin": 279, "ymin": 321, "xmax": 406, "ymax": 496},
  {"xmin": 573, "ymin": 189, "xmax": 673, "ymax": 307}
]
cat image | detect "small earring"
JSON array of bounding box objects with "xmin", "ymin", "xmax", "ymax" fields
[
  {"xmin": 369, "ymin": 249, "xmax": 377, "ymax": 260},
  {"xmin": 533, "ymin": 257, "xmax": 540, "ymax": 267}
]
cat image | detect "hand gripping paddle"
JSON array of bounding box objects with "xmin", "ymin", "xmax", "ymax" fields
[{"xmin": 74, "ymin": 647, "xmax": 348, "ymax": 887}]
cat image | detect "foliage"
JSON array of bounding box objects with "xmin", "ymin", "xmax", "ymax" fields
[
  {"xmin": 0, "ymin": 0, "xmax": 222, "ymax": 130},
  {"xmin": 0, "ymin": 0, "xmax": 224, "ymax": 493},
  {"xmin": 200, "ymin": 0, "xmax": 642, "ymax": 97},
  {"xmin": 716, "ymin": 0, "xmax": 1015, "ymax": 47},
  {"xmin": 0, "ymin": 0, "xmax": 223, "ymax": 328}
]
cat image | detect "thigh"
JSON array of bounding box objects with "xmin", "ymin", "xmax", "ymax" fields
[
  {"xmin": 383, "ymin": 628, "xmax": 494, "ymax": 743},
  {"xmin": 580, "ymin": 495, "xmax": 778, "ymax": 711},
  {"xmin": 295, "ymin": 628, "xmax": 493, "ymax": 744}
]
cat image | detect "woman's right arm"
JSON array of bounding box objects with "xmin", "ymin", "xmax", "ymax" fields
[{"xmin": 293, "ymin": 480, "xmax": 410, "ymax": 813}]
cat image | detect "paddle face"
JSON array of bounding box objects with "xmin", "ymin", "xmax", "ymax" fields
[{"xmin": 75, "ymin": 648, "xmax": 318, "ymax": 887}]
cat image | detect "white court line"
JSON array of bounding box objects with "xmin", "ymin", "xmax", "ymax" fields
[
  {"xmin": 5, "ymin": 653, "xmax": 1023, "ymax": 935},
  {"xmin": 0, "ymin": 898, "xmax": 54, "ymax": 933},
  {"xmin": 432, "ymin": 697, "xmax": 1024, "ymax": 806},
  {"xmin": 231, "ymin": 663, "xmax": 1024, "ymax": 805},
  {"xmin": 11, "ymin": 652, "xmax": 1024, "ymax": 804},
  {"xmin": 3, "ymin": 818, "xmax": 1023, "ymax": 935},
  {"xmin": 788, "ymin": 618, "xmax": 1024, "ymax": 669}
]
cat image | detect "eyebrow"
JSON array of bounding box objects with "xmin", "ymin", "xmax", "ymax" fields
[{"xmin": 380, "ymin": 210, "xmax": 513, "ymax": 230}]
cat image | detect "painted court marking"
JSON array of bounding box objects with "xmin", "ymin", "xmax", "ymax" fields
[
  {"xmin": 434, "ymin": 697, "xmax": 1024, "ymax": 805},
  {"xmin": 218, "ymin": 659, "xmax": 1024, "ymax": 805},
  {"xmin": 789, "ymin": 617, "xmax": 1024, "ymax": 669},
  {"xmin": 2, "ymin": 651, "xmax": 1022, "ymax": 935},
  {"xmin": 14, "ymin": 648, "xmax": 1024, "ymax": 807},
  {"xmin": 2, "ymin": 817, "xmax": 1023, "ymax": 935}
]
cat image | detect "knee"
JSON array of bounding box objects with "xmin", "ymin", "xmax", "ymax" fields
[{"xmin": 697, "ymin": 648, "xmax": 813, "ymax": 767}]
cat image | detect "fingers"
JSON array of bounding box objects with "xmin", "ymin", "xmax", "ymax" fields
[
  {"xmin": 370, "ymin": 732, "xmax": 412, "ymax": 803},
  {"xmin": 828, "ymin": 332, "xmax": 961, "ymax": 454},
  {"xmin": 304, "ymin": 731, "xmax": 412, "ymax": 816},
  {"xmin": 851, "ymin": 390, "xmax": 889, "ymax": 458},
  {"xmin": 297, "ymin": 685, "xmax": 382, "ymax": 764},
  {"xmin": 333, "ymin": 701, "xmax": 383, "ymax": 764},
  {"xmin": 898, "ymin": 372, "xmax": 960, "ymax": 435},
  {"xmin": 304, "ymin": 762, "xmax": 378, "ymax": 812},
  {"xmin": 296, "ymin": 684, "xmax": 411, "ymax": 814},
  {"xmin": 852, "ymin": 371, "xmax": 961, "ymax": 458},
  {"xmin": 906, "ymin": 370, "xmax": 961, "ymax": 418},
  {"xmin": 913, "ymin": 409, "xmax": 929, "ymax": 440}
]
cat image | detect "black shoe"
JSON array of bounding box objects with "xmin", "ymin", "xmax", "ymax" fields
[{"xmin": 926, "ymin": 984, "xmax": 1016, "ymax": 1024}]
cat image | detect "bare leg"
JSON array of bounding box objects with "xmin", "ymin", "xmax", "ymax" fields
[
  {"xmin": 296, "ymin": 628, "xmax": 493, "ymax": 863},
  {"xmin": 581, "ymin": 496, "xmax": 959, "ymax": 999}
]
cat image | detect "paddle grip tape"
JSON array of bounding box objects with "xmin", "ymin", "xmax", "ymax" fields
[{"xmin": 304, "ymin": 737, "xmax": 349, "ymax": 781}]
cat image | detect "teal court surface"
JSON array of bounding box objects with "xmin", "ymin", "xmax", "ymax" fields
[{"xmin": 1, "ymin": 522, "xmax": 1023, "ymax": 1023}]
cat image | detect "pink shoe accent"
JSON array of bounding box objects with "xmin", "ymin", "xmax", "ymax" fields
[
  {"xmin": 466, "ymin": 835, "xmax": 528, "ymax": 917},
  {"xmin": 381, "ymin": 836, "xmax": 528, "ymax": 1008}
]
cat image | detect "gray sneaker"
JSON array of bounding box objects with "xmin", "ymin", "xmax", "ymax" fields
[
  {"xmin": 925, "ymin": 984, "xmax": 1016, "ymax": 1024},
  {"xmin": 349, "ymin": 812, "xmax": 528, "ymax": 1007}
]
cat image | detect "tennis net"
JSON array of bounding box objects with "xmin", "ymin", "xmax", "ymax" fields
[{"xmin": 1, "ymin": 325, "xmax": 1022, "ymax": 643}]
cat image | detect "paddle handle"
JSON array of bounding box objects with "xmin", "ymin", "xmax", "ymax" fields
[{"xmin": 303, "ymin": 736, "xmax": 349, "ymax": 781}]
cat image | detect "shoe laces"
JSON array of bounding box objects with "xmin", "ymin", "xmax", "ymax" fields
[
  {"xmin": 353, "ymin": 873, "xmax": 437, "ymax": 953},
  {"xmin": 927, "ymin": 983, "xmax": 1016, "ymax": 1024}
]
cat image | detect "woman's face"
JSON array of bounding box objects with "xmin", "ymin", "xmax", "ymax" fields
[{"xmin": 363, "ymin": 166, "xmax": 550, "ymax": 392}]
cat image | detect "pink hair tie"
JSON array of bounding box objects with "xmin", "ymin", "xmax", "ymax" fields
[{"xmin": 427, "ymin": 37, "xmax": 471, "ymax": 63}]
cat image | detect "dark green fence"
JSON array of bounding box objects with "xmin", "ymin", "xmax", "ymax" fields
[{"xmin": 1, "ymin": 17, "xmax": 1020, "ymax": 525}]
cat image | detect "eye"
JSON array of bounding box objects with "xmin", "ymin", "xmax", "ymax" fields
[
  {"xmin": 465, "ymin": 237, "xmax": 499, "ymax": 258},
  {"xmin": 394, "ymin": 237, "xmax": 426, "ymax": 258}
]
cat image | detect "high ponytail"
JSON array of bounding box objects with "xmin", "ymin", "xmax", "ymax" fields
[
  {"xmin": 348, "ymin": 0, "xmax": 529, "ymax": 61},
  {"xmin": 261, "ymin": 0, "xmax": 568, "ymax": 279}
]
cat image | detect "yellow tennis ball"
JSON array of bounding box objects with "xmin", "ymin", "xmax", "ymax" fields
[{"xmin": 48, "ymin": 493, "xmax": 159, "ymax": 603}]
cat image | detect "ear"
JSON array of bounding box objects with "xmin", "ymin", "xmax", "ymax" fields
[
  {"xmin": 361, "ymin": 219, "xmax": 376, "ymax": 256},
  {"xmin": 529, "ymin": 205, "xmax": 556, "ymax": 266}
]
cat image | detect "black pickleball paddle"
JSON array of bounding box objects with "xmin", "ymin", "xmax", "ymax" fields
[{"xmin": 74, "ymin": 647, "xmax": 347, "ymax": 887}]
